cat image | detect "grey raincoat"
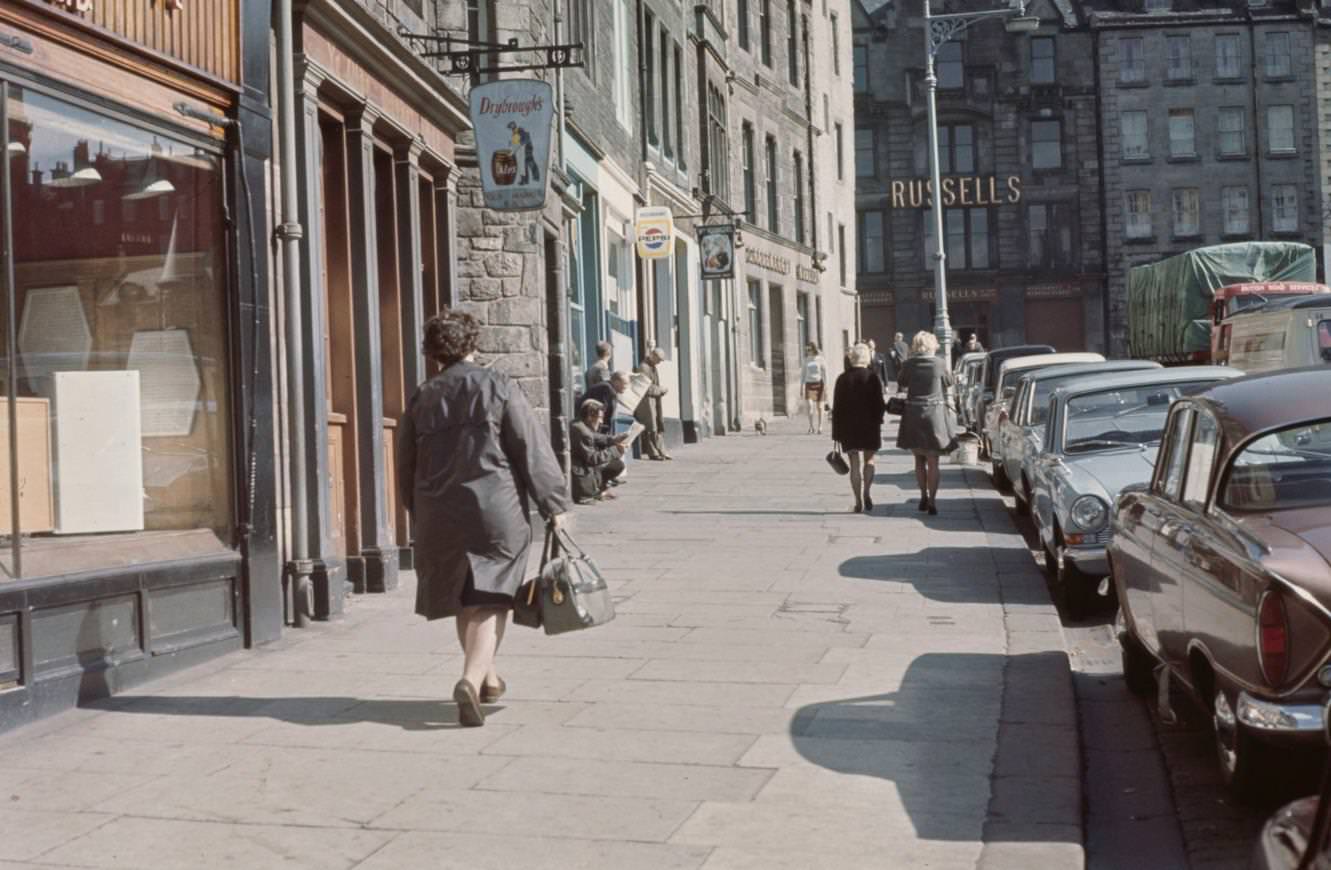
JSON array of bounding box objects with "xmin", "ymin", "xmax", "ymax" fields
[{"xmin": 397, "ymin": 361, "xmax": 569, "ymax": 620}]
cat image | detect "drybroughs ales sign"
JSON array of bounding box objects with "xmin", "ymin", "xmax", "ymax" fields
[{"xmin": 469, "ymin": 80, "xmax": 555, "ymax": 211}]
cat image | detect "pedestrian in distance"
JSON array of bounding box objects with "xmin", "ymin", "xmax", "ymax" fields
[
  {"xmin": 896, "ymin": 330, "xmax": 958, "ymax": 516},
  {"xmin": 831, "ymin": 342, "xmax": 887, "ymax": 513},
  {"xmin": 397, "ymin": 309, "xmax": 569, "ymax": 728},
  {"xmin": 800, "ymin": 342, "xmax": 828, "ymax": 434},
  {"xmin": 890, "ymin": 332, "xmax": 910, "ymax": 384},
  {"xmin": 867, "ymin": 339, "xmax": 890, "ymax": 390},
  {"xmin": 635, "ymin": 348, "xmax": 672, "ymax": 461},
  {"xmin": 570, "ymin": 399, "xmax": 629, "ymax": 504},
  {"xmin": 580, "ymin": 370, "xmax": 630, "ymax": 435},
  {"xmin": 586, "ymin": 340, "xmax": 612, "ymax": 387}
]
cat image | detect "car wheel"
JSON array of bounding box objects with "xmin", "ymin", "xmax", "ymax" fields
[
  {"xmin": 991, "ymin": 460, "xmax": 1011, "ymax": 492},
  {"xmin": 1212, "ymin": 689, "xmax": 1279, "ymax": 800},
  {"xmin": 1052, "ymin": 540, "xmax": 1096, "ymax": 620},
  {"xmin": 1119, "ymin": 629, "xmax": 1155, "ymax": 697}
]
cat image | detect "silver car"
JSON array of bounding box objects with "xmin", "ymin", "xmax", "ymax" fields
[
  {"xmin": 1029, "ymin": 366, "xmax": 1242, "ymax": 618},
  {"xmin": 999, "ymin": 360, "xmax": 1162, "ymax": 512},
  {"xmin": 983, "ymin": 353, "xmax": 1104, "ymax": 476}
]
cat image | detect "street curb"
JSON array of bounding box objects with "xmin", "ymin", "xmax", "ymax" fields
[{"xmin": 965, "ymin": 467, "xmax": 1087, "ymax": 870}]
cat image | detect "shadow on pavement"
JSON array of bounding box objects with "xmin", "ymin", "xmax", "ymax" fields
[
  {"xmin": 87, "ymin": 694, "xmax": 477, "ymax": 730},
  {"xmin": 838, "ymin": 548, "xmax": 1050, "ymax": 606},
  {"xmin": 791, "ymin": 651, "xmax": 1081, "ymax": 844}
]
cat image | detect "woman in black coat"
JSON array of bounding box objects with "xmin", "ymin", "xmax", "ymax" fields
[
  {"xmin": 398, "ymin": 309, "xmax": 569, "ymax": 727},
  {"xmin": 831, "ymin": 343, "xmax": 887, "ymax": 513}
]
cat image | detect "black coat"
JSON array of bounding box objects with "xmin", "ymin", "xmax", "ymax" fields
[
  {"xmin": 579, "ymin": 381, "xmax": 619, "ymax": 433},
  {"xmin": 831, "ymin": 367, "xmax": 887, "ymax": 451},
  {"xmin": 397, "ymin": 362, "xmax": 569, "ymax": 620},
  {"xmin": 871, "ymin": 352, "xmax": 890, "ymax": 386}
]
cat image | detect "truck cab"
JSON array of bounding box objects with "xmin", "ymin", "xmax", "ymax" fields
[
  {"xmin": 1212, "ymin": 282, "xmax": 1331, "ymax": 364},
  {"xmin": 1224, "ymin": 295, "xmax": 1331, "ymax": 374}
]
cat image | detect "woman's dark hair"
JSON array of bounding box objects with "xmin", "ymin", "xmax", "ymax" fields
[{"xmin": 423, "ymin": 308, "xmax": 480, "ymax": 366}]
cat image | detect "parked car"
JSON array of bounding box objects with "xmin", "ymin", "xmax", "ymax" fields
[
  {"xmin": 1252, "ymin": 700, "xmax": 1331, "ymax": 869},
  {"xmin": 1032, "ymin": 366, "xmax": 1241, "ymax": 618},
  {"xmin": 968, "ymin": 344, "xmax": 1055, "ymax": 437},
  {"xmin": 1110, "ymin": 367, "xmax": 1331, "ymax": 794},
  {"xmin": 953, "ymin": 351, "xmax": 987, "ymax": 423},
  {"xmin": 998, "ymin": 360, "xmax": 1163, "ymax": 513},
  {"xmin": 982, "ymin": 352, "xmax": 1104, "ymax": 475},
  {"xmin": 1223, "ymin": 295, "xmax": 1331, "ymax": 374}
]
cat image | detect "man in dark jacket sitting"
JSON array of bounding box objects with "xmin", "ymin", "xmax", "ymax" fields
[
  {"xmin": 570, "ymin": 399, "xmax": 629, "ymax": 503},
  {"xmin": 578, "ymin": 371, "xmax": 629, "ymax": 434}
]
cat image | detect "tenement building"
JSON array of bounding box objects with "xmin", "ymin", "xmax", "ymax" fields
[
  {"xmin": 854, "ymin": 0, "xmax": 1107, "ymax": 352},
  {"xmin": 1085, "ymin": 0, "xmax": 1331, "ymax": 355}
]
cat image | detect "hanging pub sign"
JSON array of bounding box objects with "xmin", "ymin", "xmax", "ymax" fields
[
  {"xmin": 635, "ymin": 206, "xmax": 675, "ymax": 259},
  {"xmin": 698, "ymin": 224, "xmax": 736, "ymax": 281},
  {"xmin": 469, "ymin": 79, "xmax": 555, "ymax": 211}
]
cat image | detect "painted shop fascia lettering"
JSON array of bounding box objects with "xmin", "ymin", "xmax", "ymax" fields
[
  {"xmin": 890, "ymin": 176, "xmax": 1023, "ymax": 209},
  {"xmin": 745, "ymin": 247, "xmax": 791, "ymax": 276}
]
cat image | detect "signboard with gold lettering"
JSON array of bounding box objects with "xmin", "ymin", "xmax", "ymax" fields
[
  {"xmin": 920, "ymin": 287, "xmax": 999, "ymax": 303},
  {"xmin": 890, "ymin": 176, "xmax": 1022, "ymax": 209}
]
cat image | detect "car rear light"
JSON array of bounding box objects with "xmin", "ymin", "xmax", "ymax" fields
[{"xmin": 1257, "ymin": 590, "xmax": 1289, "ymax": 687}]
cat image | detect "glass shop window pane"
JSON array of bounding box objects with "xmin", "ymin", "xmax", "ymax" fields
[{"xmin": 5, "ymin": 86, "xmax": 233, "ymax": 579}]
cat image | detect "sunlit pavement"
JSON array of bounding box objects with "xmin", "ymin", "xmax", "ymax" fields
[{"xmin": 0, "ymin": 416, "xmax": 1084, "ymax": 870}]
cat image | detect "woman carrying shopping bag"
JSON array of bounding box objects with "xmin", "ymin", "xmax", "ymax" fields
[
  {"xmin": 397, "ymin": 309, "xmax": 569, "ymax": 727},
  {"xmin": 831, "ymin": 343, "xmax": 887, "ymax": 513}
]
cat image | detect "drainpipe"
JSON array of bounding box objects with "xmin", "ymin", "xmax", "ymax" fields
[
  {"xmin": 275, "ymin": 0, "xmax": 312, "ymax": 626},
  {"xmin": 1091, "ymin": 21, "xmax": 1111, "ymax": 355}
]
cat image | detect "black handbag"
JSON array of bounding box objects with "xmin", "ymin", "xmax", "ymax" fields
[
  {"xmin": 886, "ymin": 395, "xmax": 906, "ymax": 416},
  {"xmin": 826, "ymin": 446, "xmax": 850, "ymax": 475}
]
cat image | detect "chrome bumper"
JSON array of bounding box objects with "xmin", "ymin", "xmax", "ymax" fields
[
  {"xmin": 1065, "ymin": 545, "xmax": 1108, "ymax": 578},
  {"xmin": 1237, "ymin": 691, "xmax": 1326, "ymax": 734}
]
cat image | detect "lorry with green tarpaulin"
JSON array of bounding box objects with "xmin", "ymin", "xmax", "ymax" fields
[{"xmin": 1126, "ymin": 242, "xmax": 1318, "ymax": 364}]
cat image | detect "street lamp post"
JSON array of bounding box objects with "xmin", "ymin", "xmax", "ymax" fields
[{"xmin": 922, "ymin": 0, "xmax": 1037, "ymax": 369}]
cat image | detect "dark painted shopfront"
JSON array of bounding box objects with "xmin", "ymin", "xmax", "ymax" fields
[{"xmin": 0, "ymin": 0, "xmax": 279, "ymax": 731}]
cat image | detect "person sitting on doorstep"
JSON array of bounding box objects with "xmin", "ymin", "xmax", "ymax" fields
[
  {"xmin": 579, "ymin": 371, "xmax": 630, "ymax": 435},
  {"xmin": 586, "ymin": 341, "xmax": 613, "ymax": 387},
  {"xmin": 570, "ymin": 399, "xmax": 628, "ymax": 504}
]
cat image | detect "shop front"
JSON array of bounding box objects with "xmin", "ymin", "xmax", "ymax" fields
[
  {"xmin": 291, "ymin": 0, "xmax": 468, "ymax": 616},
  {"xmin": 0, "ymin": 0, "xmax": 277, "ymax": 731}
]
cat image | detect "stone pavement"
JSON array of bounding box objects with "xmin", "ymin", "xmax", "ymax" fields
[{"xmin": 0, "ymin": 417, "xmax": 1084, "ymax": 870}]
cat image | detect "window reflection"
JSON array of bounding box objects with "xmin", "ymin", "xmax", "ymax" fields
[{"xmin": 3, "ymin": 86, "xmax": 232, "ymax": 579}]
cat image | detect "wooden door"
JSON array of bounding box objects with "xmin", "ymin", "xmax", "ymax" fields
[{"xmin": 1025, "ymin": 299, "xmax": 1085, "ymax": 352}]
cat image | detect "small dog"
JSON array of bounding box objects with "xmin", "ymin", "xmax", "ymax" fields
[{"xmin": 755, "ymin": 417, "xmax": 768, "ymax": 435}]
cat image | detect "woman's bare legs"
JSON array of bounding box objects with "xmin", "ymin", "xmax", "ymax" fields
[
  {"xmin": 926, "ymin": 455, "xmax": 941, "ymax": 505},
  {"xmin": 848, "ymin": 449, "xmax": 864, "ymax": 511},
  {"xmin": 458, "ymin": 607, "xmax": 508, "ymax": 692},
  {"xmin": 806, "ymin": 395, "xmax": 816, "ymax": 433},
  {"xmin": 815, "ymin": 397, "xmax": 824, "ymax": 434},
  {"xmin": 914, "ymin": 453, "xmax": 928, "ymax": 502},
  {"xmin": 861, "ymin": 453, "xmax": 876, "ymax": 509}
]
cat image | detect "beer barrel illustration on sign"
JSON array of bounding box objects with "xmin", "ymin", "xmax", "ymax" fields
[{"xmin": 469, "ymin": 79, "xmax": 555, "ymax": 211}]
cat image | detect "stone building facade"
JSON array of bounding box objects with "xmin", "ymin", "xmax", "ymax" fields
[
  {"xmin": 1084, "ymin": 0, "xmax": 1330, "ymax": 355},
  {"xmin": 854, "ymin": 0, "xmax": 1108, "ymax": 355}
]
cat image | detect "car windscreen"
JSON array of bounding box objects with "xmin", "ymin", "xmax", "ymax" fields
[
  {"xmin": 1222, "ymin": 419, "xmax": 1331, "ymax": 512},
  {"xmin": 1063, "ymin": 381, "xmax": 1217, "ymax": 453}
]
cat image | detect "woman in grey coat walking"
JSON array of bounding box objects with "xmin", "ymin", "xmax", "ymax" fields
[
  {"xmin": 895, "ymin": 330, "xmax": 957, "ymax": 515},
  {"xmin": 398, "ymin": 309, "xmax": 569, "ymax": 726}
]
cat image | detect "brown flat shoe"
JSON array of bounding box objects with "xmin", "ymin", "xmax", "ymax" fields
[
  {"xmin": 453, "ymin": 679, "xmax": 484, "ymax": 727},
  {"xmin": 480, "ymin": 676, "xmax": 506, "ymax": 704}
]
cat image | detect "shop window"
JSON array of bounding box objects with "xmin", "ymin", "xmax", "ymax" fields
[
  {"xmin": 1120, "ymin": 37, "xmax": 1145, "ymax": 83},
  {"xmin": 1126, "ymin": 190, "xmax": 1153, "ymax": 239},
  {"xmin": 937, "ymin": 42, "xmax": 963, "ymax": 90},
  {"xmin": 1218, "ymin": 107, "xmax": 1245, "ymax": 156},
  {"xmin": 747, "ymin": 280, "xmax": 764, "ymax": 366},
  {"xmin": 1168, "ymin": 109, "xmax": 1195, "ymax": 158},
  {"xmin": 1267, "ymin": 105, "xmax": 1295, "ymax": 154},
  {"xmin": 1166, "ymin": 35, "xmax": 1192, "ymax": 81},
  {"xmin": 1, "ymin": 85, "xmax": 232, "ymax": 579},
  {"xmin": 858, "ymin": 209, "xmax": 885, "ymax": 274},
  {"xmin": 1031, "ymin": 120, "xmax": 1061, "ymax": 169},
  {"xmin": 1272, "ymin": 184, "xmax": 1298, "ymax": 232},
  {"xmin": 1265, "ymin": 32, "xmax": 1292, "ymax": 78},
  {"xmin": 1215, "ymin": 34, "xmax": 1242, "ymax": 80},
  {"xmin": 1121, "ymin": 112, "xmax": 1149, "ymax": 160},
  {"xmin": 1222, "ymin": 187, "xmax": 1250, "ymax": 235},
  {"xmin": 1031, "ymin": 37, "xmax": 1055, "ymax": 84},
  {"xmin": 1172, "ymin": 188, "xmax": 1201, "ymax": 237}
]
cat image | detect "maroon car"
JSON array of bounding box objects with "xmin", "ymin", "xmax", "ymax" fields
[{"xmin": 1109, "ymin": 368, "xmax": 1331, "ymax": 795}]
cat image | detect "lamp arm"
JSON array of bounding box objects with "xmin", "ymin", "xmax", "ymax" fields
[{"xmin": 927, "ymin": 7, "xmax": 1023, "ymax": 56}]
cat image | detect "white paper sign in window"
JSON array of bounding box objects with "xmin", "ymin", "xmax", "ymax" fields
[
  {"xmin": 17, "ymin": 286, "xmax": 92, "ymax": 391},
  {"xmin": 128, "ymin": 329, "xmax": 201, "ymax": 437}
]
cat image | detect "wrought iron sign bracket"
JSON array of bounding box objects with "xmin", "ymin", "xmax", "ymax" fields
[{"xmin": 396, "ymin": 30, "xmax": 584, "ymax": 76}]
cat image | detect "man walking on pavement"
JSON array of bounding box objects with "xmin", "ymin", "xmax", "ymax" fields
[
  {"xmin": 586, "ymin": 340, "xmax": 612, "ymax": 387},
  {"xmin": 635, "ymin": 348, "xmax": 672, "ymax": 461},
  {"xmin": 890, "ymin": 332, "xmax": 910, "ymax": 390},
  {"xmin": 868, "ymin": 339, "xmax": 890, "ymax": 392}
]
